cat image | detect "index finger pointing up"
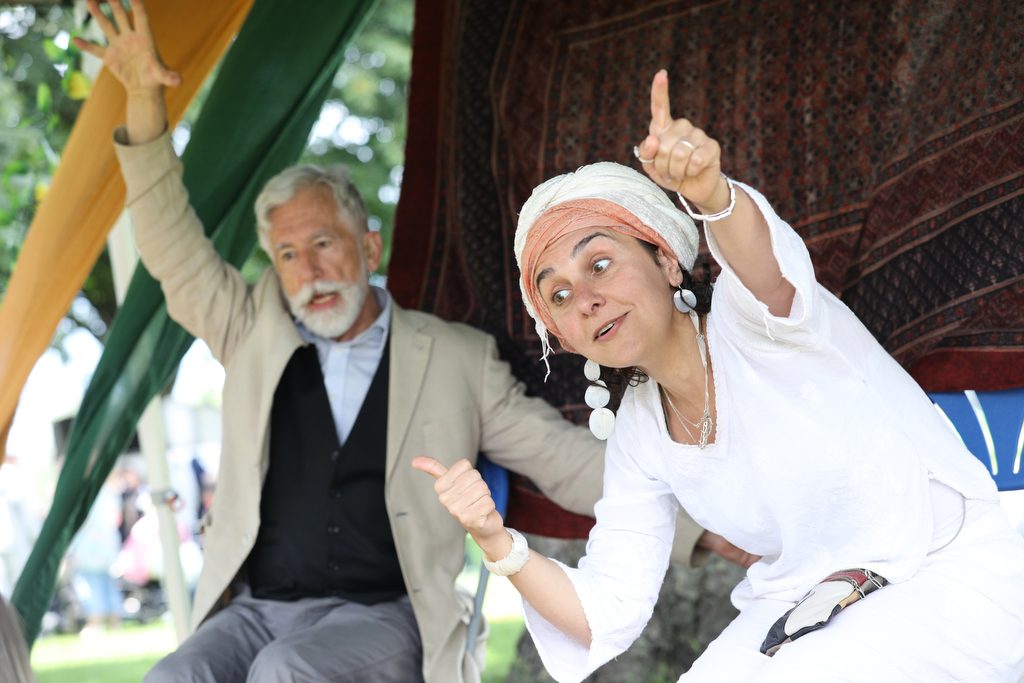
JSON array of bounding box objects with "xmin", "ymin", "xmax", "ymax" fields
[
  {"xmin": 411, "ymin": 456, "xmax": 449, "ymax": 480},
  {"xmin": 649, "ymin": 69, "xmax": 673, "ymax": 135}
]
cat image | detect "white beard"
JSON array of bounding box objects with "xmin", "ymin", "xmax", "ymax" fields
[{"xmin": 286, "ymin": 279, "xmax": 369, "ymax": 339}]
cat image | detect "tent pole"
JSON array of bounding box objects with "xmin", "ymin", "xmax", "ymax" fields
[{"xmin": 108, "ymin": 212, "xmax": 191, "ymax": 642}]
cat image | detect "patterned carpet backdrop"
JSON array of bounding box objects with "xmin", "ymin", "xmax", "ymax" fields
[{"xmin": 390, "ymin": 0, "xmax": 1023, "ymax": 532}]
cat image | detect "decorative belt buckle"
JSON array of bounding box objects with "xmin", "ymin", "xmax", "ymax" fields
[{"xmin": 760, "ymin": 568, "xmax": 889, "ymax": 656}]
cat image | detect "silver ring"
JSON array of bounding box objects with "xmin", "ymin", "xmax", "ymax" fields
[
  {"xmin": 632, "ymin": 145, "xmax": 654, "ymax": 164},
  {"xmin": 674, "ymin": 139, "xmax": 695, "ymax": 151}
]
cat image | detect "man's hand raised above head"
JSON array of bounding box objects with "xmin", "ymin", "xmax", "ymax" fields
[
  {"xmin": 74, "ymin": 0, "xmax": 178, "ymax": 144},
  {"xmin": 74, "ymin": 0, "xmax": 179, "ymax": 94}
]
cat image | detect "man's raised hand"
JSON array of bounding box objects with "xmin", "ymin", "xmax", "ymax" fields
[{"xmin": 73, "ymin": 0, "xmax": 180, "ymax": 94}]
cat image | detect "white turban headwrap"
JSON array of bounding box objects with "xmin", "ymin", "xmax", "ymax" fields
[{"xmin": 513, "ymin": 161, "xmax": 699, "ymax": 375}]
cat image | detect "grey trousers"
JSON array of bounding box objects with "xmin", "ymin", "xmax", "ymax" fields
[{"xmin": 144, "ymin": 592, "xmax": 424, "ymax": 683}]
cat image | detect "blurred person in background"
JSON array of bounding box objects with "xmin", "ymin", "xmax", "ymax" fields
[{"xmin": 68, "ymin": 473, "xmax": 123, "ymax": 636}]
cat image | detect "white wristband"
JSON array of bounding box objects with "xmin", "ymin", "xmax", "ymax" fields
[
  {"xmin": 482, "ymin": 528, "xmax": 529, "ymax": 576},
  {"xmin": 676, "ymin": 173, "xmax": 737, "ymax": 222}
]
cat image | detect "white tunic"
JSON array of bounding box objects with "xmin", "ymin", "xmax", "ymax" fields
[{"xmin": 522, "ymin": 184, "xmax": 1015, "ymax": 682}]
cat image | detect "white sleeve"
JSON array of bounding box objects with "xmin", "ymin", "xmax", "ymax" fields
[
  {"xmin": 705, "ymin": 182, "xmax": 826, "ymax": 347},
  {"xmin": 521, "ymin": 405, "xmax": 678, "ymax": 682}
]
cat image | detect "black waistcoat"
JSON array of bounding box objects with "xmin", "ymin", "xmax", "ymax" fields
[{"xmin": 246, "ymin": 336, "xmax": 404, "ymax": 604}]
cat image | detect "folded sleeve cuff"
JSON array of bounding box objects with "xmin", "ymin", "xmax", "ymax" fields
[{"xmin": 522, "ymin": 559, "xmax": 637, "ymax": 683}]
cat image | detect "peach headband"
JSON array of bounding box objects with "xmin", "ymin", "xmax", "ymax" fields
[{"xmin": 513, "ymin": 161, "xmax": 699, "ymax": 376}]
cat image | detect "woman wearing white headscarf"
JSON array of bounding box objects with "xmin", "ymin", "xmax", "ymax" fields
[{"xmin": 414, "ymin": 70, "xmax": 1024, "ymax": 681}]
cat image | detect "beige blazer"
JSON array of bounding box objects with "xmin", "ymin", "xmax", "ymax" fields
[{"xmin": 116, "ymin": 130, "xmax": 703, "ymax": 683}]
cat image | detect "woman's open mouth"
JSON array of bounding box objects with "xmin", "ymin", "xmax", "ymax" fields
[{"xmin": 594, "ymin": 314, "xmax": 625, "ymax": 341}]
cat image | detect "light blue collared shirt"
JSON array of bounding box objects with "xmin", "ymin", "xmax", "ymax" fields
[{"xmin": 297, "ymin": 286, "xmax": 391, "ymax": 446}]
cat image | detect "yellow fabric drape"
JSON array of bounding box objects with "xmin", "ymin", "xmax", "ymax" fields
[{"xmin": 0, "ymin": 0, "xmax": 253, "ymax": 463}]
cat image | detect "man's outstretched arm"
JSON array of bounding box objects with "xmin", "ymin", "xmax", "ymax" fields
[{"xmin": 76, "ymin": 0, "xmax": 257, "ymax": 363}]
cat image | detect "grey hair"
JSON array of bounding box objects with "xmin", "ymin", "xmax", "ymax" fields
[{"xmin": 254, "ymin": 164, "xmax": 369, "ymax": 255}]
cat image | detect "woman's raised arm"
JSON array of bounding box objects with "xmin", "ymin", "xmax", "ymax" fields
[{"xmin": 635, "ymin": 70, "xmax": 795, "ymax": 317}]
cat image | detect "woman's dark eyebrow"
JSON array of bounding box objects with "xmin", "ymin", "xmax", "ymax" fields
[
  {"xmin": 571, "ymin": 232, "xmax": 607, "ymax": 258},
  {"xmin": 535, "ymin": 267, "xmax": 554, "ymax": 288},
  {"xmin": 535, "ymin": 232, "xmax": 609, "ymax": 288}
]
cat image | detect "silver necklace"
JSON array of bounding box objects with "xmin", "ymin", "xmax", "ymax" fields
[
  {"xmin": 662, "ymin": 315, "xmax": 713, "ymax": 448},
  {"xmin": 661, "ymin": 389, "xmax": 698, "ymax": 443},
  {"xmin": 663, "ymin": 387, "xmax": 712, "ymax": 448}
]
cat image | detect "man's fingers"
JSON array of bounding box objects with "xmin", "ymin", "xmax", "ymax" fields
[
  {"xmin": 649, "ymin": 69, "xmax": 672, "ymax": 134},
  {"xmin": 411, "ymin": 456, "xmax": 448, "ymax": 480},
  {"xmin": 159, "ymin": 67, "xmax": 182, "ymax": 88},
  {"xmin": 86, "ymin": 0, "xmax": 118, "ymax": 39},
  {"xmin": 701, "ymin": 532, "xmax": 761, "ymax": 569},
  {"xmin": 734, "ymin": 549, "xmax": 760, "ymax": 568},
  {"xmin": 72, "ymin": 36, "xmax": 104, "ymax": 59},
  {"xmin": 109, "ymin": 0, "xmax": 132, "ymax": 33},
  {"xmin": 129, "ymin": 0, "xmax": 150, "ymax": 36}
]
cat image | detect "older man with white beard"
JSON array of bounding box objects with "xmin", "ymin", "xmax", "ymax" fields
[
  {"xmin": 254, "ymin": 165, "xmax": 379, "ymax": 342},
  {"xmin": 117, "ymin": 102, "xmax": 629, "ymax": 683}
]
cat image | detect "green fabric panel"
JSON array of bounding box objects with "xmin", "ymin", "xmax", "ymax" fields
[{"xmin": 13, "ymin": 0, "xmax": 378, "ymax": 645}]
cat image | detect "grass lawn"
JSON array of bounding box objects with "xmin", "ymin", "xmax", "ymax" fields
[
  {"xmin": 30, "ymin": 617, "xmax": 525, "ymax": 683},
  {"xmin": 32, "ymin": 622, "xmax": 178, "ymax": 683},
  {"xmin": 484, "ymin": 618, "xmax": 526, "ymax": 683}
]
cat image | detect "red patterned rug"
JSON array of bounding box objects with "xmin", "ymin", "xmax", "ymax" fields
[{"xmin": 391, "ymin": 0, "xmax": 1024, "ymax": 535}]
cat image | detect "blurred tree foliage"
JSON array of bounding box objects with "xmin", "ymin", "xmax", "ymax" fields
[
  {"xmin": 300, "ymin": 0, "xmax": 411, "ymax": 276},
  {"xmin": 239, "ymin": 0, "xmax": 412, "ymax": 282},
  {"xmin": 0, "ymin": 0, "xmax": 412, "ymax": 351},
  {"xmin": 0, "ymin": 4, "xmax": 109, "ymax": 351}
]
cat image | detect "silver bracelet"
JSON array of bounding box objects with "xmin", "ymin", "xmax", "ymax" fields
[
  {"xmin": 482, "ymin": 528, "xmax": 530, "ymax": 576},
  {"xmin": 676, "ymin": 173, "xmax": 736, "ymax": 222}
]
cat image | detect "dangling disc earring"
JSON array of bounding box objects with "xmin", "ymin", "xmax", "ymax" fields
[
  {"xmin": 583, "ymin": 358, "xmax": 614, "ymax": 440},
  {"xmin": 673, "ymin": 285, "xmax": 698, "ymax": 314}
]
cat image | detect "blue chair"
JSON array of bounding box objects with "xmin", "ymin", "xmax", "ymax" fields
[
  {"xmin": 929, "ymin": 388, "xmax": 1024, "ymax": 491},
  {"xmin": 466, "ymin": 454, "xmax": 510, "ymax": 655}
]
